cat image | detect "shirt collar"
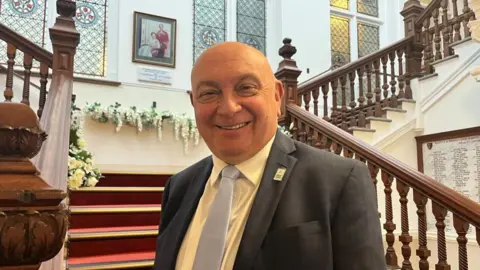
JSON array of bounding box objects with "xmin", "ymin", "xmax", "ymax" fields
[{"xmin": 210, "ymin": 134, "xmax": 276, "ymax": 187}]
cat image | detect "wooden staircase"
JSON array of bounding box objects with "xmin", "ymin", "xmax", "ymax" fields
[
  {"xmin": 67, "ymin": 173, "xmax": 168, "ymax": 269},
  {"xmin": 275, "ymin": 1, "xmax": 480, "ymax": 269},
  {"xmin": 1, "ymin": 0, "xmax": 479, "ymax": 269}
]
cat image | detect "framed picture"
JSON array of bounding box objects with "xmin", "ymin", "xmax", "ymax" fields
[{"xmin": 132, "ymin": 11, "xmax": 177, "ymax": 68}]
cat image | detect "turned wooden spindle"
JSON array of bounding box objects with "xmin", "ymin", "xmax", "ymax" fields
[
  {"xmin": 389, "ymin": 52, "xmax": 397, "ymax": 108},
  {"xmin": 321, "ymin": 84, "xmax": 329, "ymax": 121},
  {"xmin": 37, "ymin": 63, "xmax": 49, "ymax": 118},
  {"xmin": 413, "ymin": 191, "xmax": 431, "ymax": 270},
  {"xmin": 396, "ymin": 49, "xmax": 406, "ymax": 99},
  {"xmin": 397, "ymin": 180, "xmax": 413, "ymax": 270},
  {"xmin": 381, "ymin": 170, "xmax": 399, "ymax": 268},
  {"xmin": 312, "ymin": 87, "xmax": 319, "ymax": 116},
  {"xmin": 4, "ymin": 43, "xmax": 16, "ymax": 102},
  {"xmin": 381, "ymin": 55, "xmax": 390, "ymax": 108},
  {"xmin": 453, "ymin": 214, "xmax": 470, "ymax": 270},
  {"xmin": 367, "ymin": 162, "xmax": 380, "ymax": 217},
  {"xmin": 433, "ymin": 7, "xmax": 443, "ymax": 60},
  {"xmin": 21, "ymin": 53, "xmax": 33, "ymax": 106},
  {"xmin": 373, "ymin": 60, "xmax": 382, "ymax": 117},
  {"xmin": 432, "ymin": 202, "xmax": 451, "ymax": 270}
]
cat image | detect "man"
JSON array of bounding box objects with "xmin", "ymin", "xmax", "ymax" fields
[
  {"xmin": 155, "ymin": 24, "xmax": 169, "ymax": 58},
  {"xmin": 153, "ymin": 42, "xmax": 386, "ymax": 270}
]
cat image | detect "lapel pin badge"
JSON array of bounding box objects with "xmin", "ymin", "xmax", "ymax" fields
[{"xmin": 273, "ymin": 168, "xmax": 286, "ymax": 181}]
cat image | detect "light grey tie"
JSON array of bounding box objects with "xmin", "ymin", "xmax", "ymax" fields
[{"xmin": 192, "ymin": 165, "xmax": 240, "ymax": 270}]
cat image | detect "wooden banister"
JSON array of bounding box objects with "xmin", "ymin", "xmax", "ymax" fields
[
  {"xmin": 0, "ymin": 23, "xmax": 53, "ymax": 67},
  {"xmin": 276, "ymin": 37, "xmax": 480, "ymax": 270},
  {"xmin": 287, "ymin": 104, "xmax": 480, "ymax": 228},
  {"xmin": 415, "ymin": 0, "xmax": 443, "ymax": 28},
  {"xmin": 298, "ymin": 36, "xmax": 414, "ymax": 94}
]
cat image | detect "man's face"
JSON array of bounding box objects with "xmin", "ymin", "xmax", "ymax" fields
[{"xmin": 190, "ymin": 43, "xmax": 284, "ymax": 164}]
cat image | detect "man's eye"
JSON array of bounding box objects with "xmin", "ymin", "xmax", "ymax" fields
[
  {"xmin": 197, "ymin": 91, "xmax": 218, "ymax": 102},
  {"xmin": 237, "ymin": 85, "xmax": 257, "ymax": 95}
]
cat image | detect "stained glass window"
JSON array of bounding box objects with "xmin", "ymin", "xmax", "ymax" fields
[
  {"xmin": 357, "ymin": 22, "xmax": 379, "ymax": 58},
  {"xmin": 73, "ymin": 0, "xmax": 108, "ymax": 77},
  {"xmin": 357, "ymin": 0, "xmax": 378, "ymax": 17},
  {"xmin": 330, "ymin": 16, "xmax": 350, "ymax": 67},
  {"xmin": 236, "ymin": 0, "xmax": 266, "ymax": 55},
  {"xmin": 330, "ymin": 0, "xmax": 349, "ymax": 10},
  {"xmin": 420, "ymin": 0, "xmax": 432, "ymax": 5},
  {"xmin": 0, "ymin": 0, "xmax": 48, "ymax": 68},
  {"xmin": 193, "ymin": 0, "xmax": 226, "ymax": 63}
]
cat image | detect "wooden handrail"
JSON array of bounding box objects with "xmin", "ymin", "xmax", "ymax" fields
[
  {"xmin": 0, "ymin": 23, "xmax": 53, "ymax": 66},
  {"xmin": 297, "ymin": 36, "xmax": 414, "ymax": 94},
  {"xmin": 414, "ymin": 0, "xmax": 442, "ymax": 28},
  {"xmin": 287, "ymin": 103, "xmax": 480, "ymax": 228}
]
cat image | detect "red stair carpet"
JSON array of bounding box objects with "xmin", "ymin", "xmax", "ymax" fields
[{"xmin": 67, "ymin": 173, "xmax": 170, "ymax": 270}]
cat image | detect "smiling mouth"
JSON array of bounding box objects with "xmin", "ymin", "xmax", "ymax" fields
[{"xmin": 216, "ymin": 121, "xmax": 251, "ymax": 130}]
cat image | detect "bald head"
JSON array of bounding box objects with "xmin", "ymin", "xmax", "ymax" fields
[
  {"xmin": 191, "ymin": 42, "xmax": 274, "ymax": 86},
  {"xmin": 189, "ymin": 41, "xmax": 284, "ymax": 164}
]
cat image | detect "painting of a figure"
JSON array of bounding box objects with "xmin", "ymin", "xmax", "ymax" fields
[{"xmin": 132, "ymin": 11, "xmax": 176, "ymax": 68}]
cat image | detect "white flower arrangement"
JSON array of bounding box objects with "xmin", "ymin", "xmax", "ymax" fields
[
  {"xmin": 81, "ymin": 102, "xmax": 201, "ymax": 154},
  {"xmin": 68, "ymin": 106, "xmax": 102, "ymax": 190}
]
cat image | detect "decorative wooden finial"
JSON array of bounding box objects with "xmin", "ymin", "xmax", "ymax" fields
[
  {"xmin": 56, "ymin": 0, "xmax": 76, "ymax": 18},
  {"xmin": 278, "ymin": 38, "xmax": 297, "ymax": 60}
]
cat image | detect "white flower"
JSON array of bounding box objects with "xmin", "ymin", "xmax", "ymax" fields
[
  {"xmin": 77, "ymin": 138, "xmax": 87, "ymax": 148},
  {"xmin": 68, "ymin": 174, "xmax": 83, "ymax": 189},
  {"xmin": 74, "ymin": 168, "xmax": 85, "ymax": 179},
  {"xmin": 84, "ymin": 163, "xmax": 93, "ymax": 173},
  {"xmin": 86, "ymin": 177, "xmax": 98, "ymax": 187}
]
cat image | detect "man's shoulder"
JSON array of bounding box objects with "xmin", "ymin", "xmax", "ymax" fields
[{"xmin": 168, "ymin": 156, "xmax": 212, "ymax": 187}]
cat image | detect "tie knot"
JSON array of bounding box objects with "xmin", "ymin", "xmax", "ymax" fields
[{"xmin": 221, "ymin": 165, "xmax": 240, "ymax": 180}]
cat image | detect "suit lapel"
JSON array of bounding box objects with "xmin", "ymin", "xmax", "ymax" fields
[
  {"xmin": 164, "ymin": 157, "xmax": 213, "ymax": 269},
  {"xmin": 234, "ymin": 132, "xmax": 297, "ymax": 270}
]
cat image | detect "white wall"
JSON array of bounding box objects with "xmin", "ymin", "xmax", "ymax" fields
[{"xmin": 81, "ymin": 117, "xmax": 211, "ymax": 174}]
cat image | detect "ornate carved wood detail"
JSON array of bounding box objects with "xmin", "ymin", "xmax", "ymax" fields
[
  {"xmin": 0, "ymin": 102, "xmax": 67, "ymax": 269},
  {"xmin": 275, "ymin": 38, "xmax": 302, "ymax": 127}
]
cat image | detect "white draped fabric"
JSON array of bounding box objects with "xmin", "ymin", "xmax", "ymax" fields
[{"xmin": 31, "ymin": 74, "xmax": 73, "ymax": 270}]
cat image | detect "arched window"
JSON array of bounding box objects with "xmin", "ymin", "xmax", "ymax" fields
[
  {"xmin": 0, "ymin": 0, "xmax": 48, "ymax": 68},
  {"xmin": 236, "ymin": 0, "xmax": 266, "ymax": 55},
  {"xmin": 193, "ymin": 0, "xmax": 227, "ymax": 63},
  {"xmin": 73, "ymin": 0, "xmax": 108, "ymax": 77}
]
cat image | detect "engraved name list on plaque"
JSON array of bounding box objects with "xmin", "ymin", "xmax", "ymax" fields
[{"xmin": 416, "ymin": 127, "xmax": 480, "ymax": 237}]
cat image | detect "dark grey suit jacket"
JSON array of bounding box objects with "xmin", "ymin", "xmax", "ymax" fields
[{"xmin": 153, "ymin": 131, "xmax": 386, "ymax": 270}]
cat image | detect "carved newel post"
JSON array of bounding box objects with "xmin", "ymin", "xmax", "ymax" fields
[
  {"xmin": 274, "ymin": 38, "xmax": 302, "ymax": 127},
  {"xmin": 401, "ymin": 0, "xmax": 425, "ymax": 77},
  {"xmin": 0, "ymin": 104, "xmax": 68, "ymax": 269},
  {"xmin": 468, "ymin": 0, "xmax": 480, "ymax": 81}
]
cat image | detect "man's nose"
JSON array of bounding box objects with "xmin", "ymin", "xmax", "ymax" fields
[{"xmin": 217, "ymin": 95, "xmax": 241, "ymax": 116}]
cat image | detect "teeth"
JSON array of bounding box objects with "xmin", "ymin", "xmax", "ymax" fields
[{"xmin": 220, "ymin": 122, "xmax": 247, "ymax": 130}]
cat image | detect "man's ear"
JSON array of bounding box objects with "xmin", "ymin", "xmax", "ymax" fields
[
  {"xmin": 189, "ymin": 91, "xmax": 194, "ymax": 106},
  {"xmin": 275, "ymin": 79, "xmax": 284, "ymax": 117}
]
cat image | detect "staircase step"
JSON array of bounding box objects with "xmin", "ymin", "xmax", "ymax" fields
[
  {"xmin": 96, "ymin": 173, "xmax": 170, "ymax": 187},
  {"xmin": 70, "ymin": 204, "xmax": 162, "ymax": 229},
  {"xmin": 431, "ymin": 54, "xmax": 459, "ymax": 67},
  {"xmin": 70, "ymin": 187, "xmax": 164, "ymax": 206},
  {"xmin": 68, "ymin": 226, "xmax": 158, "ymax": 258},
  {"xmin": 349, "ymin": 127, "xmax": 376, "ymax": 144},
  {"xmin": 366, "ymin": 117, "xmax": 392, "ymax": 123},
  {"xmin": 68, "ymin": 251, "xmax": 155, "ymax": 270},
  {"xmin": 382, "ymin": 107, "xmax": 407, "ymax": 113}
]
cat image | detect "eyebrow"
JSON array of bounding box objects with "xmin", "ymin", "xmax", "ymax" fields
[{"xmin": 236, "ymin": 73, "xmax": 262, "ymax": 85}]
